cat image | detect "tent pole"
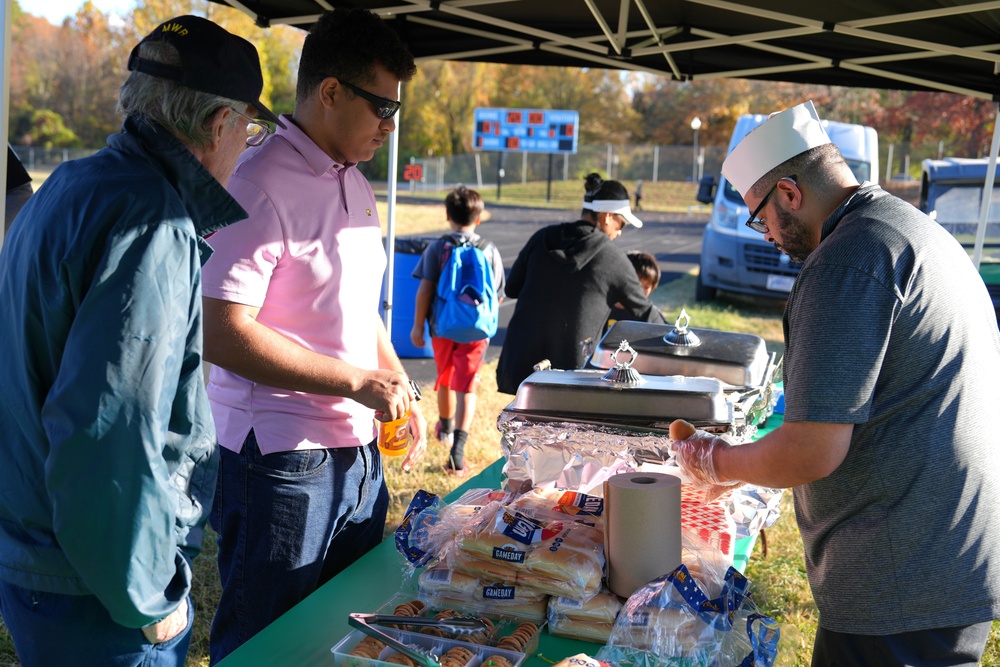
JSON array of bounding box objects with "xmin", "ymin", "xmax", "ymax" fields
[
  {"xmin": 972, "ymin": 103, "xmax": 999, "ymax": 269},
  {"xmin": 383, "ymin": 82, "xmax": 402, "ymax": 333}
]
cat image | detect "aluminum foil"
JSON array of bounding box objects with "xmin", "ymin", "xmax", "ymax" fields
[
  {"xmin": 727, "ymin": 486, "xmax": 784, "ymax": 538},
  {"xmin": 497, "ymin": 412, "xmax": 782, "ymax": 539},
  {"xmin": 497, "ymin": 412, "xmax": 674, "ymax": 495}
]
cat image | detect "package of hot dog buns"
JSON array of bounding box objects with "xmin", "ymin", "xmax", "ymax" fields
[
  {"xmin": 596, "ymin": 538, "xmax": 783, "ymax": 667},
  {"xmin": 452, "ymin": 501, "xmax": 605, "ymax": 601}
]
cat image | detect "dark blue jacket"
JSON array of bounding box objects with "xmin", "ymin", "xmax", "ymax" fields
[{"xmin": 0, "ymin": 116, "xmax": 245, "ymax": 628}]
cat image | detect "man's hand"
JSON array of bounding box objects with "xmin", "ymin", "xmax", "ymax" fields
[
  {"xmin": 357, "ymin": 370, "xmax": 415, "ymax": 420},
  {"xmin": 401, "ymin": 402, "xmax": 428, "ymax": 473},
  {"xmin": 141, "ymin": 597, "xmax": 188, "ymax": 645},
  {"xmin": 672, "ymin": 430, "xmax": 741, "ymax": 500}
]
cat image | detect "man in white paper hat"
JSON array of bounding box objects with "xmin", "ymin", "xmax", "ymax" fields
[{"xmin": 675, "ymin": 101, "xmax": 1000, "ymax": 665}]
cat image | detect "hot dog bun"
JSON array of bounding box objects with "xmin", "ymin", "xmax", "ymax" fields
[{"xmin": 669, "ymin": 419, "xmax": 697, "ymax": 442}]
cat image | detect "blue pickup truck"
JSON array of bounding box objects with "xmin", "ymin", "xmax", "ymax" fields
[{"xmin": 920, "ymin": 158, "xmax": 1000, "ymax": 322}]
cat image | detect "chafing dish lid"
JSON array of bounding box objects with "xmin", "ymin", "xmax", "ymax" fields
[
  {"xmin": 507, "ymin": 368, "xmax": 730, "ymax": 423},
  {"xmin": 589, "ymin": 319, "xmax": 769, "ymax": 387}
]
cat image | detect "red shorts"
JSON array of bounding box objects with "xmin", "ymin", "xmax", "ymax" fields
[{"xmin": 432, "ymin": 337, "xmax": 489, "ymax": 393}]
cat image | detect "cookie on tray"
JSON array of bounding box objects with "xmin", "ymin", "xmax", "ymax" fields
[
  {"xmin": 439, "ymin": 645, "xmax": 476, "ymax": 667},
  {"xmin": 464, "ymin": 616, "xmax": 494, "ymax": 644},
  {"xmin": 496, "ymin": 621, "xmax": 537, "ymax": 652},
  {"xmin": 349, "ymin": 636, "xmax": 386, "ymax": 659},
  {"xmin": 482, "ymin": 655, "xmax": 516, "ymax": 667},
  {"xmin": 394, "ymin": 600, "xmax": 427, "ymax": 617},
  {"xmin": 385, "ymin": 652, "xmax": 418, "ymax": 667}
]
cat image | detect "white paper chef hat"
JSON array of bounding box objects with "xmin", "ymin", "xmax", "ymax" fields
[{"xmin": 721, "ymin": 100, "xmax": 832, "ymax": 198}]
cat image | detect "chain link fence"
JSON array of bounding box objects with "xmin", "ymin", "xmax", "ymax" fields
[
  {"xmin": 398, "ymin": 140, "xmax": 974, "ymax": 193},
  {"xmin": 14, "ymin": 139, "xmax": 968, "ymax": 189},
  {"xmin": 12, "ymin": 146, "xmax": 99, "ymax": 174},
  {"xmin": 401, "ymin": 144, "xmax": 730, "ymax": 193}
]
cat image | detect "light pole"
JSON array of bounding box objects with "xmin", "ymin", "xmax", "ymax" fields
[{"xmin": 690, "ymin": 116, "xmax": 702, "ymax": 182}]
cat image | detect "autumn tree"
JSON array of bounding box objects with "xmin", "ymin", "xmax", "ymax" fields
[
  {"xmin": 873, "ymin": 91, "xmax": 996, "ymax": 172},
  {"xmin": 402, "ymin": 61, "xmax": 497, "ymax": 158},
  {"xmin": 56, "ymin": 3, "xmax": 130, "ymax": 144},
  {"xmin": 10, "ymin": 0, "xmax": 994, "ymax": 170}
]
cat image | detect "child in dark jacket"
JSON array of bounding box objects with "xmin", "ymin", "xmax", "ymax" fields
[{"xmin": 606, "ymin": 250, "xmax": 661, "ymax": 332}]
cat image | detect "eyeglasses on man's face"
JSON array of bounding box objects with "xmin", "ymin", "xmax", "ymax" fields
[
  {"xmin": 340, "ymin": 80, "xmax": 401, "ymax": 119},
  {"xmin": 231, "ymin": 108, "xmax": 273, "ymax": 147},
  {"xmin": 744, "ymin": 175, "xmax": 796, "ymax": 233}
]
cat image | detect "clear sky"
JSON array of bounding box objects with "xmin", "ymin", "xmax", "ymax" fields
[{"xmin": 20, "ymin": 0, "xmax": 136, "ymax": 25}]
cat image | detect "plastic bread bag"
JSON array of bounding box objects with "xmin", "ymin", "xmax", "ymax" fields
[
  {"xmin": 548, "ymin": 588, "xmax": 622, "ymax": 625},
  {"xmin": 419, "ymin": 562, "xmax": 548, "ymax": 605},
  {"xmin": 449, "ymin": 549, "xmax": 600, "ymax": 603},
  {"xmin": 498, "ymin": 413, "xmax": 673, "ymax": 493},
  {"xmin": 453, "ymin": 502, "xmax": 605, "ymax": 600},
  {"xmin": 547, "ymin": 613, "xmax": 615, "ymax": 644},
  {"xmin": 546, "ymin": 588, "xmax": 623, "ymax": 644},
  {"xmin": 596, "ymin": 564, "xmax": 781, "ymax": 667},
  {"xmin": 395, "ymin": 489, "xmax": 516, "ymax": 569},
  {"xmin": 509, "ymin": 487, "xmax": 606, "ymax": 530}
]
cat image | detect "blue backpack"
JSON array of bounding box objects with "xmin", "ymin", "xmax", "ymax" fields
[{"xmin": 433, "ymin": 235, "xmax": 499, "ymax": 342}]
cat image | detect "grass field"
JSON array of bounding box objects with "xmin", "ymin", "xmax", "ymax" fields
[
  {"xmin": 1, "ymin": 192, "xmax": 998, "ymax": 666},
  {"xmin": 385, "ymin": 178, "xmax": 706, "ymax": 215}
]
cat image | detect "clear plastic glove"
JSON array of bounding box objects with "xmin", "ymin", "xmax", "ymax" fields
[{"xmin": 672, "ymin": 430, "xmax": 741, "ymax": 501}]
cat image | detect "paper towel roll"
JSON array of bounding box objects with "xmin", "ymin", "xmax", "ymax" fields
[{"xmin": 604, "ymin": 471, "xmax": 682, "ymax": 598}]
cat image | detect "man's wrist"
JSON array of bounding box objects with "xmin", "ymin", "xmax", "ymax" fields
[{"xmin": 711, "ymin": 441, "xmax": 742, "ymax": 486}]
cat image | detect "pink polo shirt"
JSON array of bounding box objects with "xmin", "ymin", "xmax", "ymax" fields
[{"xmin": 202, "ymin": 115, "xmax": 386, "ymax": 454}]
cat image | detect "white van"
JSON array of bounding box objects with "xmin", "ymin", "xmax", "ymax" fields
[
  {"xmin": 919, "ymin": 157, "xmax": 1000, "ymax": 321},
  {"xmin": 696, "ymin": 114, "xmax": 879, "ymax": 300}
]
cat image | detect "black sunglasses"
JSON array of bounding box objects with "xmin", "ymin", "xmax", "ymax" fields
[
  {"xmin": 341, "ymin": 80, "xmax": 400, "ymax": 119},
  {"xmin": 745, "ymin": 175, "xmax": 796, "ymax": 233}
]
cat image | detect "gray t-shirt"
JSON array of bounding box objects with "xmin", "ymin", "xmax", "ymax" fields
[{"xmin": 783, "ymin": 183, "xmax": 1000, "ymax": 634}]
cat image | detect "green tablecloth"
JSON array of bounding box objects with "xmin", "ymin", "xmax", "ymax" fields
[
  {"xmin": 216, "ymin": 459, "xmax": 607, "ymax": 666},
  {"xmin": 218, "ymin": 414, "xmax": 783, "ymax": 667}
]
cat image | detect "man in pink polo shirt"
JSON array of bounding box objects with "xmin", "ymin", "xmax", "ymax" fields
[{"xmin": 200, "ymin": 8, "xmax": 425, "ymax": 664}]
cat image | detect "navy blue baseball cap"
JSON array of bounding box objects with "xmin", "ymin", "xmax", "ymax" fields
[{"xmin": 128, "ymin": 15, "xmax": 284, "ymax": 128}]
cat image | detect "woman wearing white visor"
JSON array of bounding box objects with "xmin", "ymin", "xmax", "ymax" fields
[{"xmin": 496, "ymin": 174, "xmax": 664, "ymax": 395}]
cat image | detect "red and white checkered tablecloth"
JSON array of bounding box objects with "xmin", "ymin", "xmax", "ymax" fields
[{"xmin": 680, "ymin": 485, "xmax": 736, "ymax": 557}]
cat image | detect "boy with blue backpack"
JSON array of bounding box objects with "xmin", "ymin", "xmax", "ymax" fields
[{"xmin": 411, "ymin": 186, "xmax": 505, "ymax": 476}]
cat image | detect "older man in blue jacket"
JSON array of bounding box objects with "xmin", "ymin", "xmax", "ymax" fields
[{"xmin": 0, "ymin": 15, "xmax": 281, "ymax": 667}]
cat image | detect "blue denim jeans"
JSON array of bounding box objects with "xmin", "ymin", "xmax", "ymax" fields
[
  {"xmin": 0, "ymin": 581, "xmax": 192, "ymax": 667},
  {"xmin": 209, "ymin": 430, "xmax": 388, "ymax": 665}
]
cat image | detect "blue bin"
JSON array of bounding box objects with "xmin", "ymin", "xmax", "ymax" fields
[{"xmin": 382, "ymin": 236, "xmax": 437, "ymax": 358}]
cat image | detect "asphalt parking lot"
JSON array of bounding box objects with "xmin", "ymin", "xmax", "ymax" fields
[{"xmin": 390, "ymin": 203, "xmax": 710, "ymax": 387}]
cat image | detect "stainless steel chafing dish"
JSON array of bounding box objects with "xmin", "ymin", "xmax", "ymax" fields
[
  {"xmin": 497, "ymin": 338, "xmax": 763, "ymax": 492},
  {"xmin": 507, "ymin": 314, "xmax": 775, "ymax": 427},
  {"xmin": 587, "ymin": 312, "xmax": 773, "ymax": 389},
  {"xmin": 505, "ymin": 368, "xmax": 731, "ymax": 431}
]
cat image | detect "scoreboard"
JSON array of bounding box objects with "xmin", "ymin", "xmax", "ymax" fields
[{"xmin": 473, "ymin": 108, "xmax": 579, "ymax": 154}]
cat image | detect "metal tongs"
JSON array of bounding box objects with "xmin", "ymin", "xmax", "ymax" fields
[{"xmin": 348, "ymin": 612, "xmax": 489, "ymax": 667}]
